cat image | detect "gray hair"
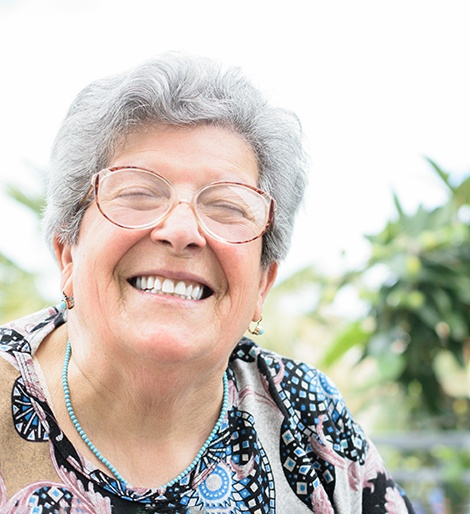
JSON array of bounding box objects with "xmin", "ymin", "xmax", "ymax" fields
[{"xmin": 42, "ymin": 53, "xmax": 309, "ymax": 266}]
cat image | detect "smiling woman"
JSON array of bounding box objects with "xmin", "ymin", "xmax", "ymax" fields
[{"xmin": 0, "ymin": 53, "xmax": 415, "ymax": 513}]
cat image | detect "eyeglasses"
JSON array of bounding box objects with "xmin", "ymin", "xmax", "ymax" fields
[{"xmin": 83, "ymin": 166, "xmax": 275, "ymax": 244}]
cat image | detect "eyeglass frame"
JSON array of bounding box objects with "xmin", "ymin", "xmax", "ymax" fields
[{"xmin": 79, "ymin": 166, "xmax": 276, "ymax": 245}]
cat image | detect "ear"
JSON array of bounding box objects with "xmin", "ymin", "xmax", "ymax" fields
[
  {"xmin": 253, "ymin": 262, "xmax": 278, "ymax": 321},
  {"xmin": 53, "ymin": 237, "xmax": 74, "ymax": 296}
]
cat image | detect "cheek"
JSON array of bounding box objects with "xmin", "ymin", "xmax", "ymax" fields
[
  {"xmin": 217, "ymin": 241, "xmax": 262, "ymax": 279},
  {"xmin": 217, "ymin": 243, "xmax": 264, "ymax": 310},
  {"xmin": 78, "ymin": 208, "xmax": 141, "ymax": 261},
  {"xmin": 72, "ymin": 221, "xmax": 139, "ymax": 294}
]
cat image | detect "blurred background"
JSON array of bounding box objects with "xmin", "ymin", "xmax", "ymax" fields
[{"xmin": 0, "ymin": 1, "xmax": 469, "ymax": 512}]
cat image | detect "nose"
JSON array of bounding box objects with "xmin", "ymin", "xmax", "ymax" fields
[{"xmin": 149, "ymin": 201, "xmax": 207, "ymax": 253}]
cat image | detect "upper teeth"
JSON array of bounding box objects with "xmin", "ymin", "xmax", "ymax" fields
[{"xmin": 134, "ymin": 276, "xmax": 204, "ymax": 300}]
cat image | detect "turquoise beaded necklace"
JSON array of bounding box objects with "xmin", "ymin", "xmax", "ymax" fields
[{"xmin": 62, "ymin": 339, "xmax": 229, "ymax": 489}]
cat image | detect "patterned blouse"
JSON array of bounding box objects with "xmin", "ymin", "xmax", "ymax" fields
[{"xmin": 0, "ymin": 306, "xmax": 415, "ymax": 513}]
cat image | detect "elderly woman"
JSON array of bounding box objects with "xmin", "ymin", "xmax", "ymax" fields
[{"xmin": 0, "ymin": 54, "xmax": 414, "ymax": 513}]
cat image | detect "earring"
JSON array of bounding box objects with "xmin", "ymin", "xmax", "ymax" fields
[
  {"xmin": 248, "ymin": 316, "xmax": 264, "ymax": 336},
  {"xmin": 61, "ymin": 291, "xmax": 75, "ymax": 310}
]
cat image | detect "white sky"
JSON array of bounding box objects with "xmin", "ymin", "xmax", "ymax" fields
[{"xmin": 1, "ymin": 0, "xmax": 469, "ymax": 300}]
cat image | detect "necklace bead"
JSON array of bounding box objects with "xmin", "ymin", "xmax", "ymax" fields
[{"xmin": 62, "ymin": 339, "xmax": 229, "ymax": 491}]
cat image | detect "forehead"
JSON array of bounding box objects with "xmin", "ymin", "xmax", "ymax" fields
[{"xmin": 110, "ymin": 124, "xmax": 260, "ymax": 186}]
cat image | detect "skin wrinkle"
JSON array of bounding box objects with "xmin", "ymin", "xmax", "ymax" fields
[
  {"xmin": 42, "ymin": 125, "xmax": 278, "ymax": 486},
  {"xmin": 67, "ymin": 211, "xmax": 236, "ymax": 384}
]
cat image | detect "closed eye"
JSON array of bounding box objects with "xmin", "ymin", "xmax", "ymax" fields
[{"xmin": 201, "ymin": 201, "xmax": 252, "ymax": 221}]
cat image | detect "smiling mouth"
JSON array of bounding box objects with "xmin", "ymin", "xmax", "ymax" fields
[{"xmin": 129, "ymin": 275, "xmax": 213, "ymax": 300}]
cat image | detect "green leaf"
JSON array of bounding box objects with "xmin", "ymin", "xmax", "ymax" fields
[
  {"xmin": 454, "ymin": 175, "xmax": 470, "ymax": 206},
  {"xmin": 393, "ymin": 191, "xmax": 406, "ymax": 221},
  {"xmin": 425, "ymin": 157, "xmax": 456, "ymax": 194},
  {"xmin": 322, "ymin": 320, "xmax": 371, "ymax": 367}
]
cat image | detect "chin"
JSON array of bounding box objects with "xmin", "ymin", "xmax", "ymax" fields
[{"xmin": 124, "ymin": 330, "xmax": 209, "ymax": 366}]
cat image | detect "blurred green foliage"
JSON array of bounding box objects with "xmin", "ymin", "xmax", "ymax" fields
[
  {"xmin": 0, "ymin": 182, "xmax": 48, "ymax": 323},
  {"xmin": 265, "ymin": 159, "xmax": 470, "ymax": 428},
  {"xmin": 322, "ymin": 159, "xmax": 470, "ymax": 429}
]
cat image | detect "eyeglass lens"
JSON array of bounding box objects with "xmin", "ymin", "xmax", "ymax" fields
[{"xmin": 96, "ymin": 168, "xmax": 271, "ymax": 243}]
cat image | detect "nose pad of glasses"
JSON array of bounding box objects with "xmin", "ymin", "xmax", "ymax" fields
[{"xmin": 150, "ymin": 200, "xmax": 207, "ymax": 247}]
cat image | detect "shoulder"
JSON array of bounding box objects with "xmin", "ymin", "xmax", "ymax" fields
[
  {"xmin": 230, "ymin": 338, "xmax": 367, "ymax": 463},
  {"xmin": 231, "ymin": 337, "xmax": 347, "ymax": 407},
  {"xmin": 230, "ymin": 340, "xmax": 415, "ymax": 513},
  {"xmin": 0, "ymin": 305, "xmax": 66, "ymax": 359}
]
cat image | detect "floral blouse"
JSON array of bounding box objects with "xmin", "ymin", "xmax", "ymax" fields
[{"xmin": 0, "ymin": 306, "xmax": 415, "ymax": 513}]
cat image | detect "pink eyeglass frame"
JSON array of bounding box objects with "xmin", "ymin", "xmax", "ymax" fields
[{"xmin": 80, "ymin": 165, "xmax": 276, "ymax": 245}]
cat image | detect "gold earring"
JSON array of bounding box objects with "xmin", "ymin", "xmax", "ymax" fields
[
  {"xmin": 248, "ymin": 316, "xmax": 264, "ymax": 336},
  {"xmin": 61, "ymin": 291, "xmax": 75, "ymax": 310}
]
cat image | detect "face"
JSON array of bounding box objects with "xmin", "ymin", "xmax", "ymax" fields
[{"xmin": 55, "ymin": 124, "xmax": 278, "ymax": 372}]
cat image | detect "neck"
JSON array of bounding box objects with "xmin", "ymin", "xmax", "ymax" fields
[
  {"xmin": 37, "ymin": 325, "xmax": 230, "ymax": 488},
  {"xmin": 68, "ymin": 340, "xmax": 227, "ymax": 437},
  {"xmin": 63, "ymin": 340, "xmax": 229, "ymax": 487}
]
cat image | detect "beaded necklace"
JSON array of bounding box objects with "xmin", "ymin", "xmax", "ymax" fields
[{"xmin": 62, "ymin": 339, "xmax": 229, "ymax": 489}]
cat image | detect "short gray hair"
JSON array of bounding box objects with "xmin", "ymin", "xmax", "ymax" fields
[{"xmin": 42, "ymin": 53, "xmax": 309, "ymax": 266}]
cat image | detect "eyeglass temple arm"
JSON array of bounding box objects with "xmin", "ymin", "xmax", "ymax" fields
[
  {"xmin": 78, "ymin": 175, "xmax": 98, "ymax": 208},
  {"xmin": 267, "ymin": 198, "xmax": 276, "ymax": 228}
]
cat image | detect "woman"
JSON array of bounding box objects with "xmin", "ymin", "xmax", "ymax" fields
[{"xmin": 0, "ymin": 54, "xmax": 415, "ymax": 513}]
